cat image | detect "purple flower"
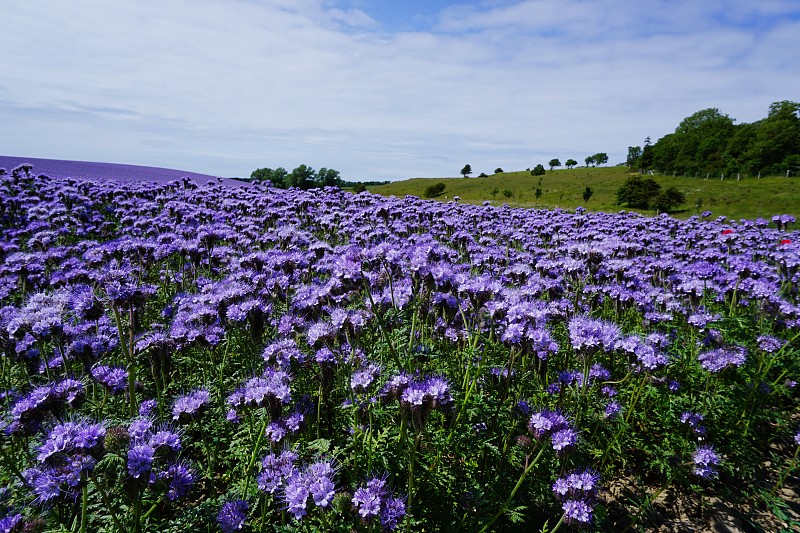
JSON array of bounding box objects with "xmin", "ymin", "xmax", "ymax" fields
[
  {"xmin": 351, "ymin": 364, "xmax": 381, "ymax": 393},
  {"xmin": 795, "ymin": 427, "xmax": 800, "ymax": 446},
  {"xmin": 258, "ymin": 450, "xmax": 297, "ymax": 493},
  {"xmin": 283, "ymin": 472, "xmax": 311, "ymax": 519},
  {"xmin": 381, "ymin": 496, "xmax": 407, "ymax": 530},
  {"xmin": 680, "ymin": 412, "xmax": 706, "ymax": 436},
  {"xmin": 698, "ymin": 346, "xmax": 747, "ymax": 373},
  {"xmin": 527, "ymin": 410, "xmax": 569, "ymax": 440},
  {"xmin": 91, "ymin": 365, "xmax": 128, "ymax": 394},
  {"xmin": 562, "ymin": 498, "xmax": 594, "ymax": 526},
  {"xmin": 604, "ymin": 401, "xmax": 621, "ymax": 419},
  {"xmin": 692, "ymin": 445, "xmax": 720, "ymax": 478},
  {"xmin": 0, "ymin": 513, "xmax": 23, "ymax": 532},
  {"xmin": 171, "ymin": 389, "xmax": 210, "ymax": 423},
  {"xmin": 757, "ymin": 335, "xmax": 785, "ymax": 353},
  {"xmin": 552, "ymin": 469, "xmax": 601, "ymax": 501},
  {"xmin": 353, "ymin": 478, "xmax": 385, "ymax": 519},
  {"xmin": 36, "ymin": 421, "xmax": 105, "ymax": 464},
  {"xmin": 160, "ymin": 462, "xmax": 195, "ymax": 501},
  {"xmin": 217, "ymin": 500, "xmax": 248, "ymax": 533},
  {"xmin": 551, "ymin": 427, "xmax": 578, "ymax": 453},
  {"xmin": 138, "ymin": 399, "xmax": 157, "ymax": 417},
  {"xmin": 568, "ymin": 316, "xmax": 620, "ymax": 354},
  {"xmin": 128, "ymin": 444, "xmax": 155, "ymax": 478}
]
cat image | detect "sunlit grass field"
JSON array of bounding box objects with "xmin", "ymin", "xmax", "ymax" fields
[{"xmin": 368, "ymin": 167, "xmax": 800, "ymax": 220}]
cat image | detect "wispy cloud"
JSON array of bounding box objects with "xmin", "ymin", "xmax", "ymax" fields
[{"xmin": 1, "ymin": 0, "xmax": 798, "ymax": 179}]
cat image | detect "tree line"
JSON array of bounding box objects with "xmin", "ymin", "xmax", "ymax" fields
[
  {"xmin": 630, "ymin": 100, "xmax": 800, "ymax": 177},
  {"xmin": 250, "ymin": 165, "xmax": 343, "ymax": 189}
]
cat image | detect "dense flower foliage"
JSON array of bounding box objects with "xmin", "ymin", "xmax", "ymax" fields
[{"xmin": 0, "ymin": 167, "xmax": 798, "ymax": 531}]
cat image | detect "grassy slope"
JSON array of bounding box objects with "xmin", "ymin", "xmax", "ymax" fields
[{"xmin": 368, "ymin": 167, "xmax": 800, "ymax": 220}]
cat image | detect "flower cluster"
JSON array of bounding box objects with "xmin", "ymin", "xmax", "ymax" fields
[
  {"xmin": 692, "ymin": 445, "xmax": 721, "ymax": 478},
  {"xmin": 352, "ymin": 476, "xmax": 407, "ymax": 531},
  {"xmin": 552, "ymin": 469, "xmax": 601, "ymax": 527},
  {"xmin": 698, "ymin": 346, "xmax": 747, "ymax": 373},
  {"xmin": 527, "ymin": 410, "xmax": 578, "ymax": 454},
  {"xmin": 171, "ymin": 389, "xmax": 210, "ymax": 423},
  {"xmin": 23, "ymin": 421, "xmax": 105, "ymax": 503}
]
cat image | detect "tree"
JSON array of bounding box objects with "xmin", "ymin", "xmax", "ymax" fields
[
  {"xmin": 531, "ymin": 164, "xmax": 546, "ymax": 176},
  {"xmin": 548, "ymin": 158, "xmax": 561, "ymax": 170},
  {"xmin": 424, "ymin": 182, "xmax": 446, "ymax": 198},
  {"xmin": 585, "ymin": 155, "xmax": 595, "ymax": 167},
  {"xmin": 565, "ymin": 159, "xmax": 578, "ymax": 169},
  {"xmin": 626, "ymin": 146, "xmax": 642, "ymax": 170},
  {"xmin": 593, "ymin": 153, "xmax": 609, "ymax": 166},
  {"xmin": 616, "ymin": 176, "xmax": 662, "ymax": 209},
  {"xmin": 286, "ymin": 164, "xmax": 316, "ymax": 189},
  {"xmin": 315, "ymin": 168, "xmax": 341, "ymax": 187},
  {"xmin": 250, "ymin": 167, "xmax": 288, "ymax": 187},
  {"xmin": 494, "ymin": 168, "xmax": 504, "ymax": 174},
  {"xmin": 534, "ymin": 188, "xmax": 542, "ymax": 202},
  {"xmin": 582, "ymin": 186, "xmax": 593, "ymax": 202},
  {"xmin": 461, "ymin": 164, "xmax": 472, "ymax": 178}
]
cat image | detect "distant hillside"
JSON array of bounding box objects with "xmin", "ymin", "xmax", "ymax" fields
[
  {"xmin": 0, "ymin": 155, "xmax": 235, "ymax": 185},
  {"xmin": 367, "ymin": 166, "xmax": 800, "ymax": 220}
]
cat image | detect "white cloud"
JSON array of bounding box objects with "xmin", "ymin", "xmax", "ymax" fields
[{"xmin": 0, "ymin": 0, "xmax": 798, "ymax": 180}]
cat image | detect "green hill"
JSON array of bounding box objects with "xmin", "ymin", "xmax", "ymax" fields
[{"xmin": 367, "ymin": 166, "xmax": 800, "ymax": 220}]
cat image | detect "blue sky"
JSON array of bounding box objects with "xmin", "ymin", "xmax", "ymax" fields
[{"xmin": 1, "ymin": 1, "xmax": 799, "ymax": 180}]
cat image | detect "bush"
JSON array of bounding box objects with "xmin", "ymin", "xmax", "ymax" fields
[
  {"xmin": 352, "ymin": 183, "xmax": 367, "ymax": 193},
  {"xmin": 531, "ymin": 164, "xmax": 546, "ymax": 176},
  {"xmin": 616, "ymin": 176, "xmax": 662, "ymax": 209},
  {"xmin": 650, "ymin": 187, "xmax": 686, "ymax": 212},
  {"xmin": 502, "ymin": 189, "xmax": 513, "ymax": 198},
  {"xmin": 424, "ymin": 182, "xmax": 446, "ymax": 198}
]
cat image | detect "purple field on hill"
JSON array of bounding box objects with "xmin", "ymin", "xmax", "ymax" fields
[{"xmin": 0, "ymin": 155, "xmax": 239, "ymax": 186}]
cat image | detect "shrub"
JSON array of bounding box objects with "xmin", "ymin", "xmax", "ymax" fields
[
  {"xmin": 650, "ymin": 187, "xmax": 687, "ymax": 212},
  {"xmin": 531, "ymin": 164, "xmax": 546, "ymax": 176},
  {"xmin": 424, "ymin": 182, "xmax": 446, "ymax": 198},
  {"xmin": 616, "ymin": 176, "xmax": 662, "ymax": 209}
]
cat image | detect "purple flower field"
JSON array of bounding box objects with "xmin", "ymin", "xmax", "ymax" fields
[
  {"xmin": 0, "ymin": 162, "xmax": 799, "ymax": 531},
  {"xmin": 0, "ymin": 156, "xmax": 236, "ymax": 186}
]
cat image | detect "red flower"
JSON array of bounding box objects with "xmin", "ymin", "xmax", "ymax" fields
[
  {"xmin": 781, "ymin": 239, "xmax": 792, "ymax": 245},
  {"xmin": 721, "ymin": 229, "xmax": 733, "ymax": 235}
]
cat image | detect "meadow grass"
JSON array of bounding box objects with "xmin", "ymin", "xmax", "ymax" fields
[{"xmin": 368, "ymin": 167, "xmax": 800, "ymax": 220}]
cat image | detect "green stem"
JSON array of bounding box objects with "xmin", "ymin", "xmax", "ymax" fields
[
  {"xmin": 244, "ymin": 411, "xmax": 270, "ymax": 496},
  {"xmin": 80, "ymin": 482, "xmax": 88, "ymax": 533},
  {"xmin": 478, "ymin": 444, "xmax": 546, "ymax": 533},
  {"xmin": 89, "ymin": 472, "xmax": 128, "ymax": 533}
]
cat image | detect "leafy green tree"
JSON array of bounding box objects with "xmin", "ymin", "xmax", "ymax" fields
[
  {"xmin": 531, "ymin": 164, "xmax": 546, "ymax": 176},
  {"xmin": 461, "ymin": 164, "xmax": 472, "ymax": 178},
  {"xmin": 494, "ymin": 168, "xmax": 504, "ymax": 174},
  {"xmin": 534, "ymin": 188, "xmax": 542, "ymax": 202},
  {"xmin": 250, "ymin": 167, "xmax": 288, "ymax": 187},
  {"xmin": 315, "ymin": 168, "xmax": 341, "ymax": 187},
  {"xmin": 582, "ymin": 186, "xmax": 593, "ymax": 202},
  {"xmin": 627, "ymin": 146, "xmax": 643, "ymax": 170},
  {"xmin": 286, "ymin": 164, "xmax": 316, "ymax": 190},
  {"xmin": 548, "ymin": 158, "xmax": 561, "ymax": 170},
  {"xmin": 490, "ymin": 187, "xmax": 499, "ymax": 200},
  {"xmin": 585, "ymin": 155, "xmax": 595, "ymax": 167},
  {"xmin": 616, "ymin": 176, "xmax": 662, "ymax": 208},
  {"xmin": 593, "ymin": 152, "xmax": 609, "ymax": 166},
  {"xmin": 565, "ymin": 159, "xmax": 578, "ymax": 169}
]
